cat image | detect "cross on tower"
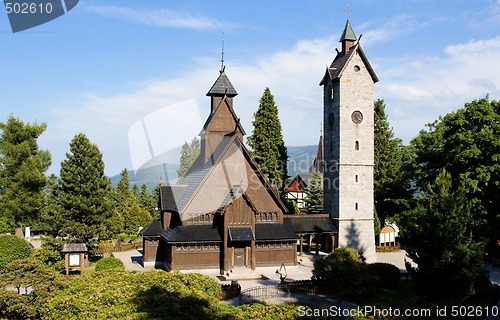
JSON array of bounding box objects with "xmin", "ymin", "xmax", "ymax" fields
[{"xmin": 345, "ymin": 3, "xmax": 352, "ymax": 20}]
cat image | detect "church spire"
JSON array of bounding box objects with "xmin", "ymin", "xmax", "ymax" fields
[{"xmin": 340, "ymin": 19, "xmax": 357, "ymax": 53}]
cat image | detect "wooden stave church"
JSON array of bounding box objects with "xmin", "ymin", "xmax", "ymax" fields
[{"xmin": 140, "ymin": 65, "xmax": 336, "ymax": 272}]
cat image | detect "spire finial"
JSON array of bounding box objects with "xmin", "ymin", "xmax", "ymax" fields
[
  {"xmin": 220, "ymin": 32, "xmax": 225, "ymax": 73},
  {"xmin": 345, "ymin": 3, "xmax": 352, "ymax": 20}
]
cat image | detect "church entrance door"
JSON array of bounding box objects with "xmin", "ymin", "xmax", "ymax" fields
[{"xmin": 234, "ymin": 247, "xmax": 245, "ymax": 267}]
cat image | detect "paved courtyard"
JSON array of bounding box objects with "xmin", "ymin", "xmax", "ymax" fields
[{"xmin": 113, "ymin": 249, "xmax": 413, "ymax": 291}]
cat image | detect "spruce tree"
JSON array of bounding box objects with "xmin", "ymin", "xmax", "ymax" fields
[
  {"xmin": 0, "ymin": 116, "xmax": 51, "ymax": 237},
  {"xmin": 247, "ymin": 87, "xmax": 288, "ymax": 189},
  {"xmin": 373, "ymin": 100, "xmax": 413, "ymax": 224},
  {"xmin": 305, "ymin": 169, "xmax": 323, "ymax": 214},
  {"xmin": 115, "ymin": 168, "xmax": 131, "ymax": 204},
  {"xmin": 58, "ymin": 133, "xmax": 112, "ymax": 243},
  {"xmin": 177, "ymin": 137, "xmax": 200, "ymax": 180},
  {"xmin": 121, "ymin": 193, "xmax": 152, "ymax": 235}
]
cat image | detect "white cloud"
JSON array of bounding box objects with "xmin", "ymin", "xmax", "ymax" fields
[
  {"xmin": 84, "ymin": 5, "xmax": 232, "ymax": 30},
  {"xmin": 40, "ymin": 23, "xmax": 500, "ymax": 176}
]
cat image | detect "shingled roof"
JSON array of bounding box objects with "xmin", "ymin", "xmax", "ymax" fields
[
  {"xmin": 159, "ymin": 185, "xmax": 187, "ymax": 212},
  {"xmin": 206, "ymin": 68, "xmax": 238, "ymax": 97},
  {"xmin": 255, "ymin": 223, "xmax": 297, "ymax": 241},
  {"xmin": 283, "ymin": 215, "xmax": 336, "ymax": 234},
  {"xmin": 340, "ymin": 19, "xmax": 357, "ymax": 42},
  {"xmin": 140, "ymin": 220, "xmax": 164, "ymax": 237},
  {"xmin": 162, "ymin": 225, "xmax": 222, "ymax": 243}
]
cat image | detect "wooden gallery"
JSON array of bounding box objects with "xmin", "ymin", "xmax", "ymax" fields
[{"xmin": 140, "ymin": 65, "xmax": 336, "ymax": 272}]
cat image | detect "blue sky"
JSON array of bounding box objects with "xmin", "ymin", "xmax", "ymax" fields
[{"xmin": 1, "ymin": 0, "xmax": 499, "ymax": 177}]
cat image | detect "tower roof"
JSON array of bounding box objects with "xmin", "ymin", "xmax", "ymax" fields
[
  {"xmin": 339, "ymin": 19, "xmax": 357, "ymax": 42},
  {"xmin": 206, "ymin": 67, "xmax": 238, "ymax": 97}
]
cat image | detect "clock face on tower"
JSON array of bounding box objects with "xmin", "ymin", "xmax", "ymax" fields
[{"xmin": 351, "ymin": 110, "xmax": 363, "ymax": 124}]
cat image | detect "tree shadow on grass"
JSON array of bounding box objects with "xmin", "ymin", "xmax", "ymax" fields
[{"xmin": 131, "ymin": 284, "xmax": 224, "ymax": 320}]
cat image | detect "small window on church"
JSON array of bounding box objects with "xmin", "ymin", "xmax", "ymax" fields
[
  {"xmin": 355, "ymin": 141, "xmax": 359, "ymax": 150},
  {"xmin": 355, "ymin": 175, "xmax": 359, "ymax": 183},
  {"xmin": 330, "ymin": 87, "xmax": 334, "ymax": 100},
  {"xmin": 355, "ymin": 203, "xmax": 359, "ymax": 210},
  {"xmin": 354, "ymin": 65, "xmax": 360, "ymax": 72}
]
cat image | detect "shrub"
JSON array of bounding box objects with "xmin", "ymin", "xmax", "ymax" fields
[
  {"xmin": 312, "ymin": 247, "xmax": 373, "ymax": 298},
  {"xmin": 94, "ymin": 257, "xmax": 125, "ymax": 272},
  {"xmin": 0, "ymin": 235, "xmax": 33, "ymax": 269},
  {"xmin": 367, "ymin": 262, "xmax": 400, "ymax": 289}
]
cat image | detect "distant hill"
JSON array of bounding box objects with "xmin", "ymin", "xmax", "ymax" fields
[{"xmin": 110, "ymin": 145, "xmax": 318, "ymax": 191}]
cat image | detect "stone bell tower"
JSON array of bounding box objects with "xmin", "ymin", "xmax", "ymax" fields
[{"xmin": 320, "ymin": 20, "xmax": 379, "ymax": 262}]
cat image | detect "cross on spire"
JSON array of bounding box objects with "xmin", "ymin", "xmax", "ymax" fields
[
  {"xmin": 345, "ymin": 3, "xmax": 352, "ymax": 20},
  {"xmin": 220, "ymin": 32, "xmax": 225, "ymax": 72}
]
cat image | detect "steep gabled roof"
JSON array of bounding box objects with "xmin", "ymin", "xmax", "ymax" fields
[
  {"xmin": 206, "ymin": 68, "xmax": 238, "ymax": 97},
  {"xmin": 159, "ymin": 185, "xmax": 188, "ymax": 212},
  {"xmin": 175, "ymin": 134, "xmax": 236, "ymax": 213},
  {"xmin": 319, "ymin": 44, "xmax": 378, "ymax": 85}
]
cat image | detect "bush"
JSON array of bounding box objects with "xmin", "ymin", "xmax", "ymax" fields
[
  {"xmin": 367, "ymin": 262, "xmax": 400, "ymax": 289},
  {"xmin": 0, "ymin": 235, "xmax": 33, "ymax": 269},
  {"xmin": 312, "ymin": 247, "xmax": 373, "ymax": 298},
  {"xmin": 94, "ymin": 257, "xmax": 125, "ymax": 272}
]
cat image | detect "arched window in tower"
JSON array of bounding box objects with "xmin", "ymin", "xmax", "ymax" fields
[
  {"xmin": 355, "ymin": 203, "xmax": 359, "ymax": 211},
  {"xmin": 355, "ymin": 141, "xmax": 359, "ymax": 150},
  {"xmin": 355, "ymin": 175, "xmax": 359, "ymax": 183}
]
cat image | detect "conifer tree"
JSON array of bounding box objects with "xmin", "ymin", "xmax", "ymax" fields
[
  {"xmin": 399, "ymin": 170, "xmax": 488, "ymax": 300},
  {"xmin": 115, "ymin": 168, "xmax": 131, "ymax": 204},
  {"xmin": 373, "ymin": 100, "xmax": 413, "ymax": 224},
  {"xmin": 305, "ymin": 169, "xmax": 323, "ymax": 214},
  {"xmin": 0, "ymin": 116, "xmax": 51, "ymax": 237},
  {"xmin": 247, "ymin": 88, "xmax": 288, "ymax": 188},
  {"xmin": 58, "ymin": 133, "xmax": 112, "ymax": 243},
  {"xmin": 121, "ymin": 193, "xmax": 152, "ymax": 235},
  {"xmin": 177, "ymin": 137, "xmax": 200, "ymax": 179}
]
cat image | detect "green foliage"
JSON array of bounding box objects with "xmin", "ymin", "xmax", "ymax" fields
[
  {"xmin": 33, "ymin": 236, "xmax": 65, "ymax": 273},
  {"xmin": 0, "ymin": 258, "xmax": 62, "ymax": 319},
  {"xmin": 373, "ymin": 100, "xmax": 413, "ymax": 224},
  {"xmin": 94, "ymin": 257, "xmax": 125, "ymax": 272},
  {"xmin": 58, "ymin": 133, "xmax": 113, "ymax": 245},
  {"xmin": 0, "ymin": 115, "xmax": 51, "ymax": 233},
  {"xmin": 284, "ymin": 199, "xmax": 300, "ymax": 215},
  {"xmin": 399, "ymin": 170, "xmax": 488, "ymax": 300},
  {"xmin": 312, "ymin": 248, "xmax": 372, "ymax": 298},
  {"xmin": 122, "ymin": 193, "xmax": 153, "ymax": 235},
  {"xmin": 247, "ymin": 87, "xmax": 288, "ymax": 189},
  {"xmin": 0, "ymin": 235, "xmax": 33, "ymax": 269},
  {"xmin": 367, "ymin": 262, "xmax": 400, "ymax": 289},
  {"xmin": 373, "ymin": 209, "xmax": 381, "ymax": 235},
  {"xmin": 177, "ymin": 136, "xmax": 200, "ymax": 180},
  {"xmin": 410, "ymin": 97, "xmax": 500, "ymax": 251},
  {"xmin": 138, "ymin": 184, "xmax": 160, "ymax": 220},
  {"xmin": 305, "ymin": 168, "xmax": 323, "ymax": 214}
]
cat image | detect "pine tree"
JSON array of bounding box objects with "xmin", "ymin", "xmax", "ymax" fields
[
  {"xmin": 399, "ymin": 170, "xmax": 488, "ymax": 300},
  {"xmin": 115, "ymin": 169, "xmax": 131, "ymax": 204},
  {"xmin": 138, "ymin": 184, "xmax": 159, "ymax": 220},
  {"xmin": 0, "ymin": 116, "xmax": 51, "ymax": 237},
  {"xmin": 305, "ymin": 169, "xmax": 323, "ymax": 214},
  {"xmin": 247, "ymin": 88, "xmax": 288, "ymax": 189},
  {"xmin": 121, "ymin": 193, "xmax": 152, "ymax": 235},
  {"xmin": 177, "ymin": 137, "xmax": 200, "ymax": 180},
  {"xmin": 58, "ymin": 133, "xmax": 112, "ymax": 243},
  {"xmin": 373, "ymin": 100, "xmax": 413, "ymax": 224}
]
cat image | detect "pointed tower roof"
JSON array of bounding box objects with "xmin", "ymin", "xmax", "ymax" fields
[
  {"xmin": 339, "ymin": 19, "xmax": 357, "ymax": 42},
  {"xmin": 310, "ymin": 135, "xmax": 324, "ymax": 174},
  {"xmin": 206, "ymin": 67, "xmax": 238, "ymax": 97}
]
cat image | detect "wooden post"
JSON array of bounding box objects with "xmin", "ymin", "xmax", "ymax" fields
[{"xmin": 299, "ymin": 236, "xmax": 303, "ymax": 256}]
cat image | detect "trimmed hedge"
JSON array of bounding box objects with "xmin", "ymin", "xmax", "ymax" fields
[
  {"xmin": 0, "ymin": 235, "xmax": 33, "ymax": 269},
  {"xmin": 94, "ymin": 257, "xmax": 125, "ymax": 272},
  {"xmin": 367, "ymin": 262, "xmax": 400, "ymax": 289}
]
